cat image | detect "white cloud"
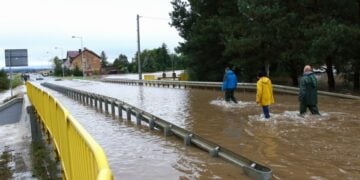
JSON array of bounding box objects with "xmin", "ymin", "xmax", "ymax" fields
[{"xmin": 0, "ymin": 0, "xmax": 182, "ymax": 68}]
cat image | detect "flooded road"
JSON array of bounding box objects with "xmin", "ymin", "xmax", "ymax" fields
[{"xmin": 39, "ymin": 79, "xmax": 360, "ymax": 179}]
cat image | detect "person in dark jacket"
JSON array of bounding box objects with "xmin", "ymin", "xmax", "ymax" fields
[
  {"xmin": 222, "ymin": 67, "xmax": 238, "ymax": 103},
  {"xmin": 299, "ymin": 65, "xmax": 320, "ymax": 116}
]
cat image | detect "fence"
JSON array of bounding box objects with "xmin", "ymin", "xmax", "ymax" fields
[
  {"xmin": 26, "ymin": 82, "xmax": 113, "ymax": 180},
  {"xmin": 102, "ymin": 78, "xmax": 360, "ymax": 100}
]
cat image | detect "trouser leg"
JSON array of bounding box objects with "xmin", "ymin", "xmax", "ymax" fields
[
  {"xmin": 225, "ymin": 91, "xmax": 230, "ymax": 102},
  {"xmin": 230, "ymin": 89, "xmax": 237, "ymax": 103},
  {"xmin": 309, "ymin": 105, "xmax": 320, "ymax": 115},
  {"xmin": 262, "ymin": 106, "xmax": 270, "ymax": 118},
  {"xmin": 299, "ymin": 102, "xmax": 307, "ymax": 115}
]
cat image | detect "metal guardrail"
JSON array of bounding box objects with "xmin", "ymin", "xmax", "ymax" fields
[
  {"xmin": 42, "ymin": 82, "xmax": 272, "ymax": 180},
  {"xmin": 102, "ymin": 78, "xmax": 360, "ymax": 100},
  {"xmin": 26, "ymin": 82, "xmax": 113, "ymax": 180}
]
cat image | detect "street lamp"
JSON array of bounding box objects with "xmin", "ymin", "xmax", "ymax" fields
[
  {"xmin": 54, "ymin": 46, "xmax": 64, "ymax": 77},
  {"xmin": 71, "ymin": 35, "xmax": 85, "ymax": 78}
]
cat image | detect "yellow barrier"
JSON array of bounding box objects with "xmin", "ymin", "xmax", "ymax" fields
[
  {"xmin": 179, "ymin": 72, "xmax": 189, "ymax": 81},
  {"xmin": 26, "ymin": 82, "xmax": 113, "ymax": 180},
  {"xmin": 144, "ymin": 75, "xmax": 156, "ymax": 80}
]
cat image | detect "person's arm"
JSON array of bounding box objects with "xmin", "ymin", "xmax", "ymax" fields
[
  {"xmin": 269, "ymin": 79, "xmax": 274, "ymax": 103},
  {"xmin": 299, "ymin": 77, "xmax": 306, "ymax": 101},
  {"xmin": 256, "ymin": 80, "xmax": 262, "ymax": 104}
]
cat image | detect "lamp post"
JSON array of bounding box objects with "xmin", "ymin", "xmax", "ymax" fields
[
  {"xmin": 71, "ymin": 35, "xmax": 85, "ymax": 78},
  {"xmin": 54, "ymin": 46, "xmax": 64, "ymax": 77}
]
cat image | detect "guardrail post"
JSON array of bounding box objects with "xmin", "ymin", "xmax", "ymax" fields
[
  {"xmin": 86, "ymin": 94, "xmax": 89, "ymax": 105},
  {"xmin": 94, "ymin": 96, "xmax": 98, "ymax": 109},
  {"xmin": 209, "ymin": 146, "xmax": 220, "ymax": 157},
  {"xmin": 126, "ymin": 107, "xmax": 131, "ymax": 121},
  {"xmin": 149, "ymin": 117, "xmax": 155, "ymax": 130},
  {"xmin": 118, "ymin": 102, "xmax": 123, "ymax": 119},
  {"xmin": 184, "ymin": 134, "xmax": 192, "ymax": 145},
  {"xmin": 99, "ymin": 98, "xmax": 103, "ymax": 112},
  {"xmin": 164, "ymin": 125, "xmax": 172, "ymax": 136},
  {"xmin": 111, "ymin": 100, "xmax": 115, "ymax": 118},
  {"xmin": 78, "ymin": 93, "xmax": 81, "ymax": 102},
  {"xmin": 136, "ymin": 111, "xmax": 142, "ymax": 125},
  {"xmin": 105, "ymin": 99, "xmax": 109, "ymax": 114},
  {"xmin": 82, "ymin": 94, "xmax": 86, "ymax": 105},
  {"xmin": 89, "ymin": 95, "xmax": 92, "ymax": 106},
  {"xmin": 77, "ymin": 93, "xmax": 81, "ymax": 102}
]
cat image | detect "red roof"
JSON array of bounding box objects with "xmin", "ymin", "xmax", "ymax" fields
[{"xmin": 67, "ymin": 51, "xmax": 80, "ymax": 59}]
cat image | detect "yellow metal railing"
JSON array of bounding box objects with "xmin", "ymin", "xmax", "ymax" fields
[{"xmin": 26, "ymin": 82, "xmax": 113, "ymax": 180}]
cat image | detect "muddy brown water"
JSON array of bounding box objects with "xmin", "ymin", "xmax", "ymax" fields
[{"xmin": 37, "ymin": 79, "xmax": 360, "ymax": 179}]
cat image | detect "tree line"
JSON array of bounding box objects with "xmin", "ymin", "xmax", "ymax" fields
[
  {"xmin": 100, "ymin": 43, "xmax": 185, "ymax": 74},
  {"xmin": 169, "ymin": 0, "xmax": 360, "ymax": 91}
]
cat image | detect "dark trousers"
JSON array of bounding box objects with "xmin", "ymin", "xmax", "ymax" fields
[
  {"xmin": 262, "ymin": 106, "xmax": 270, "ymax": 119},
  {"xmin": 225, "ymin": 89, "xmax": 237, "ymax": 103},
  {"xmin": 300, "ymin": 103, "xmax": 320, "ymax": 115}
]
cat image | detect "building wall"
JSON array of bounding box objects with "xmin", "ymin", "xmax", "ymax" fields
[{"xmin": 70, "ymin": 50, "xmax": 101, "ymax": 75}]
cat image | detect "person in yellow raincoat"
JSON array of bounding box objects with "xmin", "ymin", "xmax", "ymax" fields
[{"xmin": 256, "ymin": 71, "xmax": 275, "ymax": 119}]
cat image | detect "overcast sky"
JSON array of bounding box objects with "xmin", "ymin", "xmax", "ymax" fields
[{"xmin": 0, "ymin": 0, "xmax": 183, "ymax": 68}]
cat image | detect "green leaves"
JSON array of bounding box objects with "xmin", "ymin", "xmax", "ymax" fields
[{"xmin": 170, "ymin": 0, "xmax": 360, "ymax": 89}]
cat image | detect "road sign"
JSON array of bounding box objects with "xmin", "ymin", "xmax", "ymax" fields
[{"xmin": 5, "ymin": 49, "xmax": 28, "ymax": 67}]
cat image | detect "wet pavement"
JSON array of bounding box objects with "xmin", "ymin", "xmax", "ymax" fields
[{"xmin": 34, "ymin": 78, "xmax": 360, "ymax": 179}]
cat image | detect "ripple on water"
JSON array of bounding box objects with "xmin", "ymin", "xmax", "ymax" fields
[
  {"xmin": 248, "ymin": 111, "xmax": 334, "ymax": 123},
  {"xmin": 210, "ymin": 99, "xmax": 256, "ymax": 109}
]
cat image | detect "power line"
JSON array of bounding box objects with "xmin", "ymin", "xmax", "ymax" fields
[{"xmin": 140, "ymin": 16, "xmax": 170, "ymax": 21}]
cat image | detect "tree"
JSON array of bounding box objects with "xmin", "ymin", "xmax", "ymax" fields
[
  {"xmin": 113, "ymin": 54, "xmax": 129, "ymax": 73},
  {"xmin": 170, "ymin": 0, "xmax": 229, "ymax": 81},
  {"xmin": 157, "ymin": 43, "xmax": 171, "ymax": 72},
  {"xmin": 303, "ymin": 0, "xmax": 360, "ymax": 91},
  {"xmin": 52, "ymin": 56, "xmax": 63, "ymax": 76},
  {"xmin": 100, "ymin": 51, "xmax": 109, "ymax": 68},
  {"xmin": 170, "ymin": 0, "xmax": 360, "ymax": 91},
  {"xmin": 0, "ymin": 69, "xmax": 9, "ymax": 90},
  {"xmin": 140, "ymin": 49, "xmax": 159, "ymax": 72},
  {"xmin": 135, "ymin": 44, "xmax": 172, "ymax": 73}
]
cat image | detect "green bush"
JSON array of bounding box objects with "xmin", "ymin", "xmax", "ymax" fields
[
  {"xmin": 0, "ymin": 69, "xmax": 10, "ymax": 90},
  {"xmin": 11, "ymin": 74, "xmax": 23, "ymax": 88},
  {"xmin": 72, "ymin": 65, "xmax": 83, "ymax": 77}
]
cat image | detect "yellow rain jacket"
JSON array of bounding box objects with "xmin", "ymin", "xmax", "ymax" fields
[{"xmin": 256, "ymin": 77, "xmax": 275, "ymax": 106}]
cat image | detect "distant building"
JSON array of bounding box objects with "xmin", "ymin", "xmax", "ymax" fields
[{"xmin": 64, "ymin": 48, "xmax": 101, "ymax": 75}]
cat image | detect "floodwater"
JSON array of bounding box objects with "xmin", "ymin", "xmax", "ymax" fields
[
  {"xmin": 0, "ymin": 85, "xmax": 33, "ymax": 179},
  {"xmin": 36, "ymin": 78, "xmax": 360, "ymax": 179}
]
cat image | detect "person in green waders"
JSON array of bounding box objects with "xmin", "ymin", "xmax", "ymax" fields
[{"xmin": 299, "ymin": 65, "xmax": 320, "ymax": 116}]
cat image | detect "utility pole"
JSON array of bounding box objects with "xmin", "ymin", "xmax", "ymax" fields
[
  {"xmin": 72, "ymin": 36, "xmax": 85, "ymax": 79},
  {"xmin": 9, "ymin": 53, "xmax": 13, "ymax": 97},
  {"xmin": 137, "ymin": 14, "xmax": 142, "ymax": 80},
  {"xmin": 54, "ymin": 46, "xmax": 64, "ymax": 77}
]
